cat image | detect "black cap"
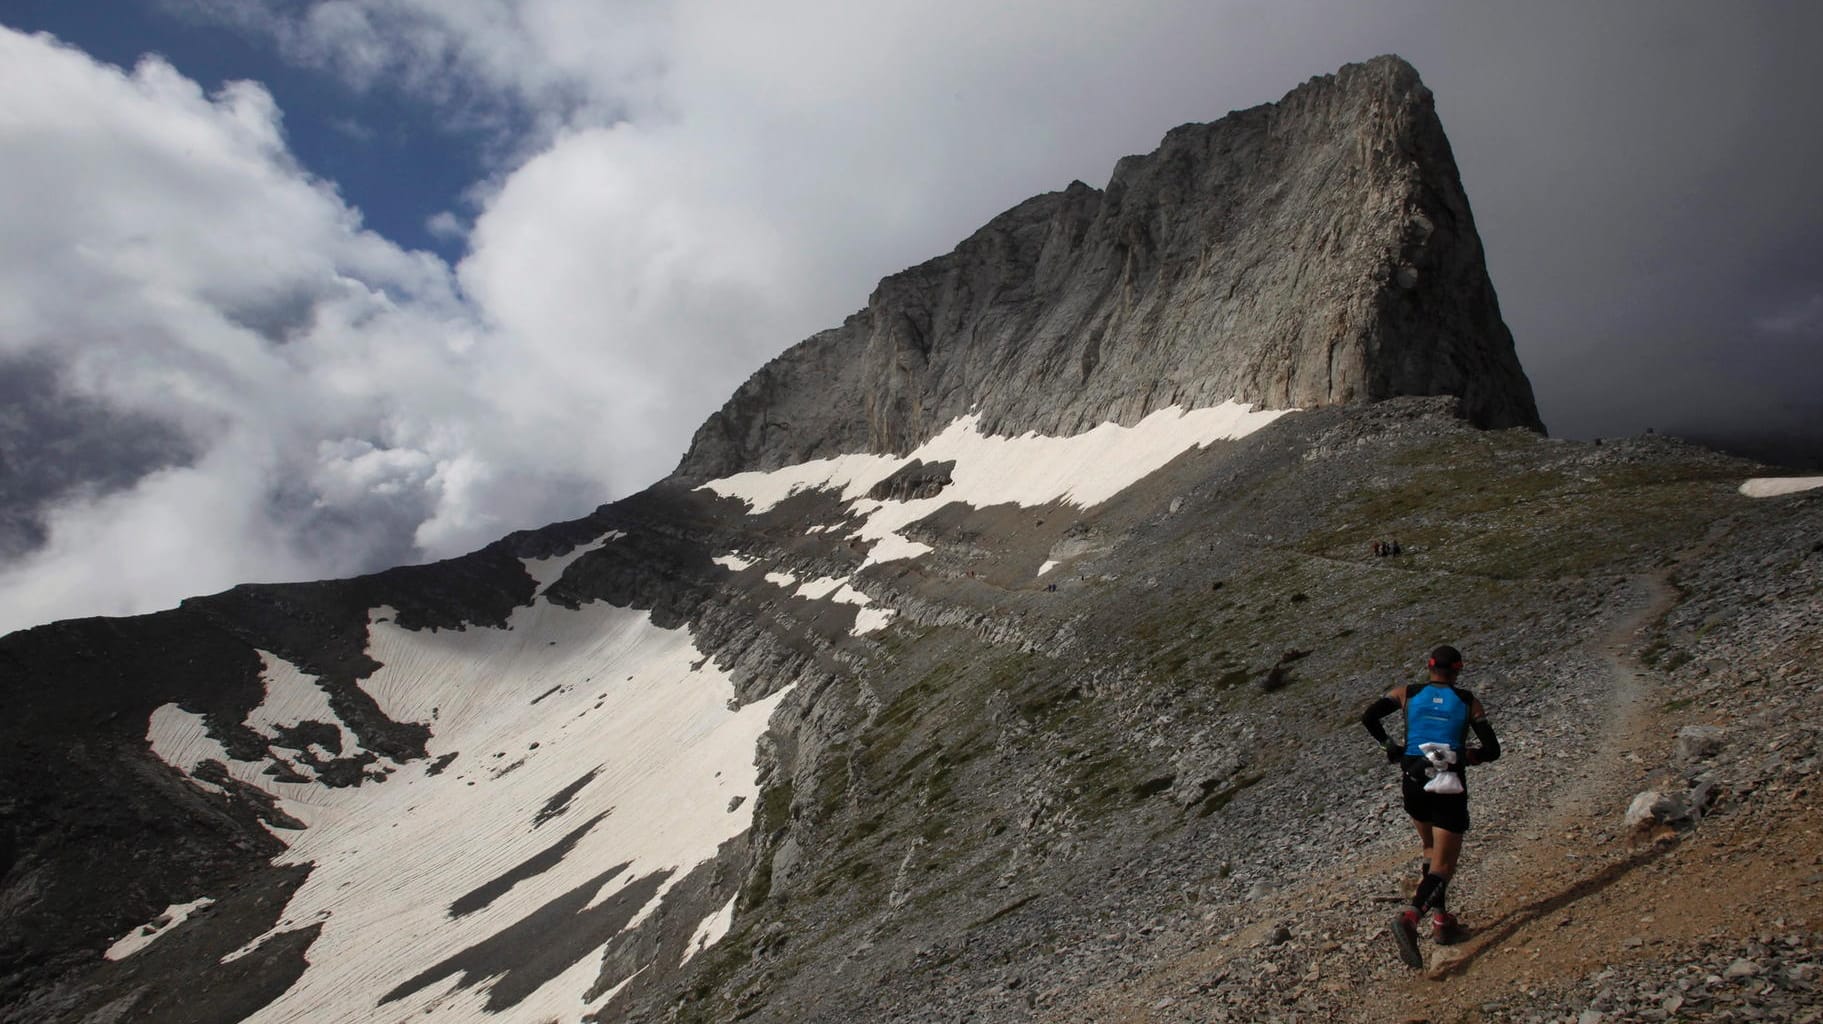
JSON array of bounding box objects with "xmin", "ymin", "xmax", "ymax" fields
[{"xmin": 1428, "ymin": 645, "xmax": 1463, "ymax": 672}]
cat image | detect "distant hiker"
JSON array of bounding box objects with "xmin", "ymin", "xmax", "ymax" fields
[
  {"xmin": 1359, "ymin": 644, "xmax": 1502, "ymax": 968},
  {"xmin": 1372, "ymin": 540, "xmax": 1383, "ymax": 557},
  {"xmin": 1391, "ymin": 540, "xmax": 1402, "ymax": 557}
]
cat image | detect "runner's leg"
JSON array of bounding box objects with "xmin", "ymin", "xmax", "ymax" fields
[
  {"xmin": 1412, "ymin": 819, "xmax": 1435, "ymax": 880},
  {"xmin": 1429, "ymin": 828, "xmax": 1461, "ymax": 875}
]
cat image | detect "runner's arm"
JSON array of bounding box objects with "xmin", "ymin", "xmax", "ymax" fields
[
  {"xmin": 1360, "ymin": 689, "xmax": 1403, "ymax": 758},
  {"xmin": 1465, "ymin": 698, "xmax": 1501, "ymax": 764}
]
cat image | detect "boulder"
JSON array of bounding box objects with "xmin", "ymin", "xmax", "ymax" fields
[
  {"xmin": 1624, "ymin": 790, "xmax": 1691, "ymax": 832},
  {"xmin": 1675, "ymin": 725, "xmax": 1726, "ymax": 761}
]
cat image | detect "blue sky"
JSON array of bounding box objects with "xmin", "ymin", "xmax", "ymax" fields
[
  {"xmin": 5, "ymin": 0, "xmax": 486, "ymax": 261},
  {"xmin": 0, "ymin": 1, "xmax": 1819, "ymax": 635}
]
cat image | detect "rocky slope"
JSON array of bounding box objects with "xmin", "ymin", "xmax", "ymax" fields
[
  {"xmin": 676, "ymin": 55, "xmax": 1540, "ymax": 481},
  {"xmin": 645, "ymin": 401, "xmax": 1823, "ymax": 1024},
  {"xmin": 2, "ymin": 55, "xmax": 1814, "ymax": 1024}
]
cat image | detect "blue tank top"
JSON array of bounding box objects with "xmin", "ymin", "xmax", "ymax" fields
[{"xmin": 1404, "ymin": 684, "xmax": 1471, "ymax": 756}]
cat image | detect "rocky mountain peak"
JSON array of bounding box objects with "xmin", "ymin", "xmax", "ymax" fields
[
  {"xmin": 675, "ymin": 54, "xmax": 1542, "ymax": 482},
  {"xmin": 31, "ymin": 58, "xmax": 1814, "ymax": 1024}
]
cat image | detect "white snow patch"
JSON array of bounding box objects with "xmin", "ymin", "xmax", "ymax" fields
[
  {"xmin": 595, "ymin": 962, "xmax": 651, "ymax": 1009},
  {"xmin": 713, "ymin": 552, "xmax": 755, "ymax": 571},
  {"xmin": 521, "ymin": 531, "xmax": 623, "ymax": 593},
  {"xmin": 149, "ymin": 598, "xmax": 792, "ymax": 1024},
  {"xmin": 1036, "ymin": 560, "xmax": 1059, "ymax": 577},
  {"xmin": 763, "ymin": 570, "xmax": 798, "ymax": 588},
  {"xmin": 698, "ymin": 451, "xmax": 903, "ymax": 515},
  {"xmin": 851, "ymin": 608, "xmax": 896, "ymax": 635},
  {"xmin": 698, "ymin": 402, "xmax": 1290, "ymax": 569},
  {"xmin": 1741, "ymin": 476, "xmax": 1823, "ymax": 498},
  {"xmin": 146, "ymin": 705, "xmax": 232, "ymax": 796},
  {"xmin": 106, "ymin": 898, "xmax": 215, "ymax": 960},
  {"xmin": 679, "ymin": 895, "xmax": 738, "ymax": 966},
  {"xmin": 794, "ymin": 575, "xmax": 846, "ymax": 600},
  {"xmin": 149, "ymin": 650, "xmax": 407, "ymax": 831},
  {"xmin": 244, "ymin": 651, "xmax": 349, "ymax": 754},
  {"xmin": 785, "ymin": 574, "xmax": 884, "ymax": 631}
]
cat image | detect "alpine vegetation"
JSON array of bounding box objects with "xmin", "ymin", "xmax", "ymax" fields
[{"xmin": 2, "ymin": 56, "xmax": 1820, "ymax": 1024}]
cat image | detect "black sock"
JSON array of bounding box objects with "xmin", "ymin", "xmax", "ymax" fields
[{"xmin": 1413, "ymin": 872, "xmax": 1451, "ymax": 915}]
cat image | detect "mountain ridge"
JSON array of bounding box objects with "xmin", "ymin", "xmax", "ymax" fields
[
  {"xmin": 676, "ymin": 54, "xmax": 1541, "ymax": 482},
  {"xmin": 4, "ymin": 55, "xmax": 1816, "ymax": 1024}
]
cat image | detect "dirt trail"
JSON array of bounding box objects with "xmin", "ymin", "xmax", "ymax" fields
[
  {"xmin": 1398, "ymin": 569, "xmax": 1681, "ymax": 1007},
  {"xmin": 1391, "ymin": 520, "xmax": 1821, "ymax": 1022},
  {"xmin": 1070, "ymin": 566, "xmax": 1699, "ymax": 1024},
  {"xmin": 1066, "ymin": 521, "xmax": 1823, "ymax": 1024}
]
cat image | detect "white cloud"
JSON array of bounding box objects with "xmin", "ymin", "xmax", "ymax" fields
[
  {"xmin": 424, "ymin": 210, "xmax": 465, "ymax": 241},
  {"xmin": 10, "ymin": 2, "xmax": 1822, "ymax": 634},
  {"xmin": 0, "ymin": 29, "xmax": 619, "ymax": 633},
  {"xmin": 172, "ymin": 0, "xmax": 673, "ymax": 139}
]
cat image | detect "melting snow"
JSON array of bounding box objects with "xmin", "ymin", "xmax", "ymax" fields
[
  {"xmin": 149, "ymin": 653, "xmax": 400, "ymax": 829},
  {"xmin": 1741, "ymin": 477, "xmax": 1823, "ymax": 498},
  {"xmin": 794, "ymin": 576, "xmax": 846, "ymax": 600},
  {"xmin": 522, "ymin": 531, "xmax": 623, "ymax": 593},
  {"xmin": 146, "ymin": 588, "xmax": 792, "ymax": 1024},
  {"xmin": 699, "ymin": 452, "xmax": 902, "ymax": 515},
  {"xmin": 713, "ymin": 553, "xmax": 755, "ymax": 571},
  {"xmin": 106, "ymin": 898, "xmax": 216, "ymax": 961},
  {"xmin": 147, "ymin": 706, "xmax": 233, "ymax": 796},
  {"xmin": 679, "ymin": 896, "xmax": 738, "ymax": 966},
  {"xmin": 763, "ymin": 570, "xmax": 798, "ymax": 588},
  {"xmin": 851, "ymin": 608, "xmax": 895, "ymax": 635},
  {"xmin": 1036, "ymin": 560, "xmax": 1059, "ymax": 577},
  {"xmin": 244, "ymin": 651, "xmax": 351, "ymax": 755},
  {"xmin": 699, "ymin": 402, "xmax": 1289, "ymax": 568}
]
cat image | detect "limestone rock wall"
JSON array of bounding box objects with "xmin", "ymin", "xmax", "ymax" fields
[{"xmin": 676, "ymin": 55, "xmax": 1541, "ymax": 481}]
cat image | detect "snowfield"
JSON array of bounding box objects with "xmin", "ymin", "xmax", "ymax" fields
[
  {"xmin": 1741, "ymin": 476, "xmax": 1823, "ymax": 498},
  {"xmin": 133, "ymin": 403, "xmax": 1285, "ymax": 1021},
  {"xmin": 699, "ymin": 402, "xmax": 1290, "ymax": 569},
  {"xmin": 145, "ymin": 541, "xmax": 793, "ymax": 1024},
  {"xmin": 695, "ymin": 402, "xmax": 1286, "ymax": 638},
  {"xmin": 105, "ymin": 898, "xmax": 216, "ymax": 961}
]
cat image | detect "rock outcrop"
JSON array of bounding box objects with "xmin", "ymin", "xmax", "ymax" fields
[
  {"xmin": 28, "ymin": 56, "xmax": 1814, "ymax": 1024},
  {"xmin": 676, "ymin": 55, "xmax": 1541, "ymax": 481}
]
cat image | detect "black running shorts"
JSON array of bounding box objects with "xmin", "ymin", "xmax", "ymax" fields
[{"xmin": 1401, "ymin": 771, "xmax": 1470, "ymax": 834}]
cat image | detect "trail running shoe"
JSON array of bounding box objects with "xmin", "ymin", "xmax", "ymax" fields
[
  {"xmin": 1391, "ymin": 909, "xmax": 1424, "ymax": 969},
  {"xmin": 1431, "ymin": 911, "xmax": 1466, "ymax": 946}
]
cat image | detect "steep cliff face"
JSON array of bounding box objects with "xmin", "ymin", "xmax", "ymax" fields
[
  {"xmin": 675, "ymin": 55, "xmax": 1540, "ymax": 481},
  {"xmin": 15, "ymin": 56, "xmax": 1765, "ymax": 1024}
]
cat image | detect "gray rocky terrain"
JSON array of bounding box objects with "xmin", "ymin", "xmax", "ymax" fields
[
  {"xmin": 676, "ymin": 56, "xmax": 1539, "ymax": 482},
  {"xmin": 2, "ymin": 54, "xmax": 1817, "ymax": 1024},
  {"xmin": 645, "ymin": 401, "xmax": 1822, "ymax": 1024}
]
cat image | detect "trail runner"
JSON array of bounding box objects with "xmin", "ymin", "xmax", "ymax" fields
[{"xmin": 1360, "ymin": 644, "xmax": 1502, "ymax": 968}]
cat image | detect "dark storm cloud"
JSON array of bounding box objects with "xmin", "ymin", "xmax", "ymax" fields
[
  {"xmin": 0, "ymin": 356, "xmax": 195, "ymax": 558},
  {"xmin": 1390, "ymin": 3, "xmax": 1823, "ymax": 445},
  {"xmin": 124, "ymin": 0, "xmax": 1823, "ymax": 457},
  {"xmin": 217, "ymin": 283, "xmax": 325, "ymax": 345},
  {"xmin": 4, "ymin": 2, "xmax": 1821, "ymax": 635}
]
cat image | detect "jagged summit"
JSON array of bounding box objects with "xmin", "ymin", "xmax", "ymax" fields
[
  {"xmin": 676, "ymin": 55, "xmax": 1541, "ymax": 482},
  {"xmin": 27, "ymin": 57, "xmax": 1821, "ymax": 1024}
]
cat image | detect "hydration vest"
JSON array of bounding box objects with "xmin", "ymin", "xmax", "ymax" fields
[{"xmin": 1404, "ymin": 684, "xmax": 1471, "ymax": 756}]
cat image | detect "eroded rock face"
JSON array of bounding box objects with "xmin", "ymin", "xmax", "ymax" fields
[{"xmin": 676, "ymin": 55, "xmax": 1541, "ymax": 481}]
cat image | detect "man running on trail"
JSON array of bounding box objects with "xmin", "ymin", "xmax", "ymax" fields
[{"xmin": 1360, "ymin": 644, "xmax": 1502, "ymax": 968}]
